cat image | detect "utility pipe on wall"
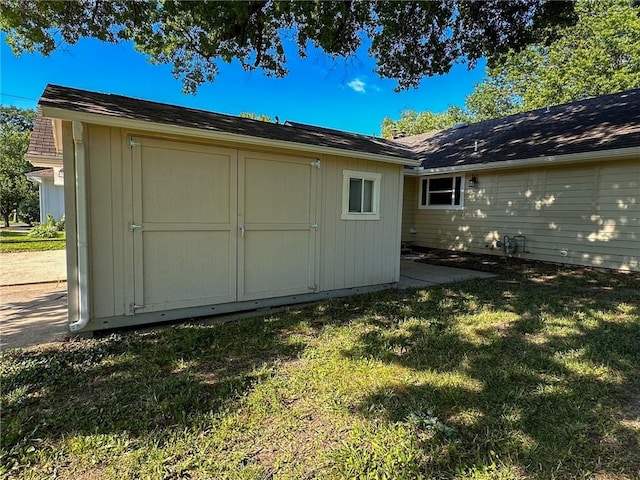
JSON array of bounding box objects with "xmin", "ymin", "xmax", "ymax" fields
[{"xmin": 69, "ymin": 121, "xmax": 90, "ymax": 332}]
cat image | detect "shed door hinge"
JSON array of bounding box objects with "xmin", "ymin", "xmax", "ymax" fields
[
  {"xmin": 129, "ymin": 222, "xmax": 143, "ymax": 232},
  {"xmin": 308, "ymin": 284, "xmax": 318, "ymax": 292},
  {"xmin": 128, "ymin": 138, "xmax": 142, "ymax": 148},
  {"xmin": 311, "ymin": 160, "xmax": 320, "ymax": 168},
  {"xmin": 310, "ymin": 223, "xmax": 318, "ymax": 230}
]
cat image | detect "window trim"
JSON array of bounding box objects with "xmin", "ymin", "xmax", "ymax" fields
[
  {"xmin": 418, "ymin": 174, "xmax": 465, "ymax": 210},
  {"xmin": 341, "ymin": 170, "xmax": 382, "ymax": 220}
]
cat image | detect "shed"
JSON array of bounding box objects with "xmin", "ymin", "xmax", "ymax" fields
[
  {"xmin": 38, "ymin": 84, "xmax": 420, "ymax": 332},
  {"xmin": 398, "ymin": 89, "xmax": 640, "ymax": 271}
]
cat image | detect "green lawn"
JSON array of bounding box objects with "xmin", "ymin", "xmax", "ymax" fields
[
  {"xmin": 0, "ymin": 230, "xmax": 65, "ymax": 253},
  {"xmin": 2, "ymin": 253, "xmax": 639, "ymax": 479}
]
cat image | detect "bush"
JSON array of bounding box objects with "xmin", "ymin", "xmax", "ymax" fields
[
  {"xmin": 28, "ymin": 213, "xmax": 62, "ymax": 238},
  {"xmin": 17, "ymin": 189, "xmax": 39, "ymax": 226}
]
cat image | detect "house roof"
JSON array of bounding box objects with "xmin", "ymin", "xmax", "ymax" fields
[
  {"xmin": 38, "ymin": 84, "xmax": 419, "ymax": 164},
  {"xmin": 27, "ymin": 112, "xmax": 61, "ymax": 159},
  {"xmin": 395, "ymin": 88, "xmax": 640, "ymax": 170},
  {"xmin": 26, "ymin": 168, "xmax": 54, "ymax": 178}
]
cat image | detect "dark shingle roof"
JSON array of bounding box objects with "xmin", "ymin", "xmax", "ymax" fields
[
  {"xmin": 38, "ymin": 84, "xmax": 418, "ymax": 162},
  {"xmin": 395, "ymin": 89, "xmax": 640, "ymax": 169},
  {"xmin": 27, "ymin": 112, "xmax": 60, "ymax": 158}
]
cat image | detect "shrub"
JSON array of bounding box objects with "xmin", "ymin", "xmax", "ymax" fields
[{"xmin": 28, "ymin": 213, "xmax": 61, "ymax": 238}]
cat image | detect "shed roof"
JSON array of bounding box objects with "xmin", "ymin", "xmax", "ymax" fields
[
  {"xmin": 38, "ymin": 84, "xmax": 419, "ymax": 164},
  {"xmin": 395, "ymin": 88, "xmax": 640, "ymax": 169}
]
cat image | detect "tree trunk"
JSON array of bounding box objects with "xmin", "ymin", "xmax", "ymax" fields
[{"xmin": 3, "ymin": 213, "xmax": 10, "ymax": 228}]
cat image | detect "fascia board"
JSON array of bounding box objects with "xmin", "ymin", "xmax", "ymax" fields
[
  {"xmin": 26, "ymin": 154, "xmax": 64, "ymax": 167},
  {"xmin": 41, "ymin": 106, "xmax": 421, "ymax": 167}
]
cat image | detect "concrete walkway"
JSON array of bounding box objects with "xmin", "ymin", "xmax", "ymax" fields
[{"xmin": 1, "ymin": 250, "xmax": 67, "ymax": 286}]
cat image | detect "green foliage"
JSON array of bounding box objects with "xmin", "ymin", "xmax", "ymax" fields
[
  {"xmin": 17, "ymin": 187, "xmax": 39, "ymax": 225},
  {"xmin": 0, "ymin": 1, "xmax": 577, "ymax": 93},
  {"xmin": 238, "ymin": 112, "xmax": 273, "ymax": 122},
  {"xmin": 0, "ymin": 106, "xmax": 37, "ymax": 227},
  {"xmin": 28, "ymin": 213, "xmax": 64, "ymax": 238},
  {"xmin": 466, "ymin": 0, "xmax": 640, "ymax": 119},
  {"xmin": 381, "ymin": 105, "xmax": 471, "ymax": 138},
  {"xmin": 0, "ymin": 230, "xmax": 65, "ymax": 252}
]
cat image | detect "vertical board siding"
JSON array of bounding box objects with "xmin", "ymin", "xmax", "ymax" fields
[
  {"xmin": 408, "ymin": 159, "xmax": 640, "ymax": 271},
  {"xmin": 321, "ymin": 156, "xmax": 402, "ymax": 290},
  {"xmin": 62, "ymin": 122, "xmax": 78, "ymax": 324},
  {"xmin": 87, "ymin": 125, "xmax": 116, "ymax": 318}
]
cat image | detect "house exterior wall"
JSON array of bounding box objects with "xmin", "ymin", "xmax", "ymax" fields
[
  {"xmin": 38, "ymin": 177, "xmax": 65, "ymax": 223},
  {"xmin": 74, "ymin": 123, "xmax": 404, "ymax": 330},
  {"xmin": 403, "ymin": 158, "xmax": 639, "ymax": 271}
]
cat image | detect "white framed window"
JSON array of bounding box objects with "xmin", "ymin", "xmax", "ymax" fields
[
  {"xmin": 419, "ymin": 174, "xmax": 464, "ymax": 209},
  {"xmin": 341, "ymin": 170, "xmax": 381, "ymax": 220}
]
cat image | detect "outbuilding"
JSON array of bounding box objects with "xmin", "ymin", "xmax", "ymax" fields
[{"xmin": 38, "ymin": 85, "xmax": 420, "ymax": 332}]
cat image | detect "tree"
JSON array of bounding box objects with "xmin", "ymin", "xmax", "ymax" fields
[
  {"xmin": 0, "ymin": 106, "xmax": 37, "ymax": 227},
  {"xmin": 380, "ymin": 105, "xmax": 470, "ymax": 138},
  {"xmin": 466, "ymin": 0, "xmax": 640, "ymax": 120},
  {"xmin": 0, "ymin": 1, "xmax": 576, "ymax": 93},
  {"xmin": 239, "ymin": 112, "xmax": 273, "ymax": 122}
]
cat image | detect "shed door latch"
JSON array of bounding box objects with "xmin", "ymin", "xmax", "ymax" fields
[
  {"xmin": 130, "ymin": 303, "xmax": 144, "ymax": 313},
  {"xmin": 129, "ymin": 222, "xmax": 143, "ymax": 232}
]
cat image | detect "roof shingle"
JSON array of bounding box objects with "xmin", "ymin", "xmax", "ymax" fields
[
  {"xmin": 38, "ymin": 84, "xmax": 418, "ymax": 162},
  {"xmin": 395, "ymin": 88, "xmax": 640, "ymax": 169}
]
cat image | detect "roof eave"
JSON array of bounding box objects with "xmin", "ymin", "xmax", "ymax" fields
[
  {"xmin": 404, "ymin": 146, "xmax": 640, "ymax": 176},
  {"xmin": 40, "ymin": 105, "xmax": 421, "ymax": 167},
  {"xmin": 26, "ymin": 153, "xmax": 64, "ymax": 168}
]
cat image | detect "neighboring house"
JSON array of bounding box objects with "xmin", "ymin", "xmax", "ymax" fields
[
  {"xmin": 397, "ymin": 89, "xmax": 640, "ymax": 272},
  {"xmin": 26, "ymin": 112, "xmax": 65, "ymax": 223},
  {"xmin": 37, "ymin": 84, "xmax": 420, "ymax": 333}
]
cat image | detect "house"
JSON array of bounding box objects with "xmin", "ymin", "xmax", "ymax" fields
[
  {"xmin": 36, "ymin": 84, "xmax": 421, "ymax": 333},
  {"xmin": 398, "ymin": 89, "xmax": 640, "ymax": 272},
  {"xmin": 25, "ymin": 113, "xmax": 65, "ymax": 223}
]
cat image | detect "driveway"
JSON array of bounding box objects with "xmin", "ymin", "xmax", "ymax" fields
[{"xmin": 1, "ymin": 250, "xmax": 68, "ymax": 349}]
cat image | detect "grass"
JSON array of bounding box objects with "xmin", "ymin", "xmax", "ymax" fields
[
  {"xmin": 0, "ymin": 230, "xmax": 65, "ymax": 253},
  {"xmin": 1, "ymin": 251, "xmax": 639, "ymax": 479}
]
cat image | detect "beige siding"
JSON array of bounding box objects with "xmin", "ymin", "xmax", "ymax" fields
[
  {"xmin": 62, "ymin": 122, "xmax": 78, "ymax": 323},
  {"xmin": 82, "ymin": 125, "xmax": 405, "ymax": 327},
  {"xmin": 320, "ymin": 156, "xmax": 403, "ymax": 290},
  {"xmin": 406, "ymin": 159, "xmax": 640, "ymax": 271},
  {"xmin": 402, "ymin": 176, "xmax": 418, "ymax": 242}
]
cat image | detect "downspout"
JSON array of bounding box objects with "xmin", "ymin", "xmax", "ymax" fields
[{"xmin": 69, "ymin": 121, "xmax": 90, "ymax": 332}]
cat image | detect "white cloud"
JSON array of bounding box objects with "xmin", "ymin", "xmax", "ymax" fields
[{"xmin": 347, "ymin": 78, "xmax": 367, "ymax": 93}]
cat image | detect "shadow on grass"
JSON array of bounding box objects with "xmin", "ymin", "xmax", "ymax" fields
[
  {"xmin": 1, "ymin": 310, "xmax": 323, "ymax": 454},
  {"xmin": 342, "ymin": 273, "xmax": 640, "ymax": 477}
]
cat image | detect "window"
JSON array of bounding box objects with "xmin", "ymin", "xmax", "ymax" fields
[
  {"xmin": 342, "ymin": 170, "xmax": 381, "ymax": 220},
  {"xmin": 419, "ymin": 175, "xmax": 464, "ymax": 209}
]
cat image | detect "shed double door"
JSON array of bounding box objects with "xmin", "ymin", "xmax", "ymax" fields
[{"xmin": 129, "ymin": 137, "xmax": 318, "ymax": 314}]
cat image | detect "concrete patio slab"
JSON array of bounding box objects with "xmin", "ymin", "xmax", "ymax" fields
[
  {"xmin": 0, "ymin": 250, "xmax": 67, "ymax": 286},
  {"xmin": 397, "ymin": 260, "xmax": 494, "ymax": 289}
]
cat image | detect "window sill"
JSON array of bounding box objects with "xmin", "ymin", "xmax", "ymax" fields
[{"xmin": 341, "ymin": 213, "xmax": 381, "ymax": 221}]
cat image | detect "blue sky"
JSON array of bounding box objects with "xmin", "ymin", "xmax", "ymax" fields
[{"xmin": 1, "ymin": 33, "xmax": 487, "ymax": 135}]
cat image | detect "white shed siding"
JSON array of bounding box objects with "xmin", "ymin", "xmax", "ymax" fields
[{"xmin": 404, "ymin": 159, "xmax": 639, "ymax": 271}]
